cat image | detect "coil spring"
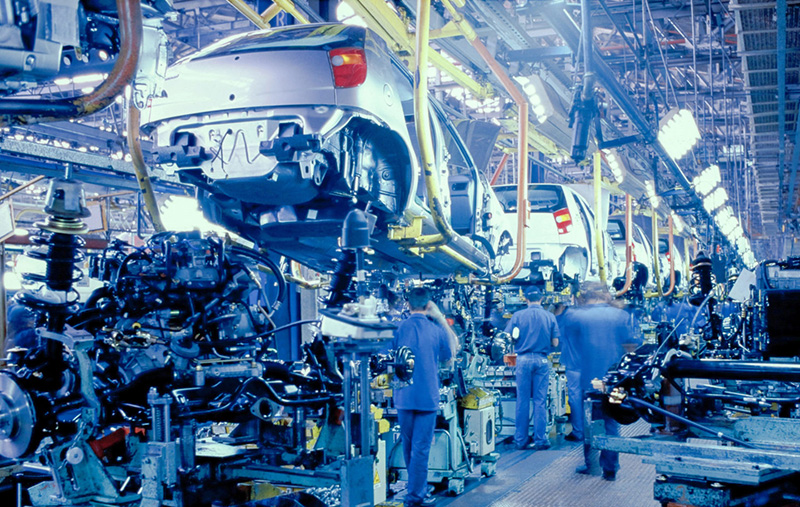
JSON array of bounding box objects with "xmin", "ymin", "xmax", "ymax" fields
[
  {"xmin": 16, "ymin": 213, "xmax": 86, "ymax": 318},
  {"xmin": 325, "ymin": 249, "xmax": 356, "ymax": 307},
  {"xmin": 688, "ymin": 252, "xmax": 716, "ymax": 306}
]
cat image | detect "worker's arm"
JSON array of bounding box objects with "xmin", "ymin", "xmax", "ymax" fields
[
  {"xmin": 426, "ymin": 301, "xmax": 458, "ymax": 356},
  {"xmin": 550, "ymin": 314, "xmax": 560, "ymax": 348}
]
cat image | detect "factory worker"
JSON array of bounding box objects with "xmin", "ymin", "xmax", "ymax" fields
[
  {"xmin": 391, "ymin": 287, "xmax": 454, "ymax": 507},
  {"xmin": 505, "ymin": 286, "xmax": 559, "ymax": 450},
  {"xmin": 568, "ymin": 282, "xmax": 637, "ymax": 481},
  {"xmin": 556, "ymin": 301, "xmax": 583, "ymax": 442}
]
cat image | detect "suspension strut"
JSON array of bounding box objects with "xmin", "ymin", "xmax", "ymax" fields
[
  {"xmin": 688, "ymin": 251, "xmax": 718, "ymax": 341},
  {"xmin": 16, "ymin": 178, "xmax": 89, "ymax": 363}
]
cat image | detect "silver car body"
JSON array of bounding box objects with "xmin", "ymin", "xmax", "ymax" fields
[{"xmin": 141, "ymin": 23, "xmax": 511, "ymax": 276}]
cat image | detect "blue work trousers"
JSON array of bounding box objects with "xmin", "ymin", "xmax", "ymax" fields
[
  {"xmin": 565, "ymin": 369, "xmax": 583, "ymax": 440},
  {"xmin": 515, "ymin": 353, "xmax": 551, "ymax": 447},
  {"xmin": 583, "ymin": 409, "xmax": 620, "ymax": 473},
  {"xmin": 398, "ymin": 409, "xmax": 437, "ymax": 505}
]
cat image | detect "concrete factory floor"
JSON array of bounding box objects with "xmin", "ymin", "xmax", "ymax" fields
[{"xmin": 387, "ymin": 421, "xmax": 659, "ymax": 507}]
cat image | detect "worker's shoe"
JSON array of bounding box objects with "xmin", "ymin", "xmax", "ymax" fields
[
  {"xmin": 564, "ymin": 432, "xmax": 582, "ymax": 442},
  {"xmin": 532, "ymin": 442, "xmax": 550, "ymax": 450},
  {"xmin": 421, "ymin": 494, "xmax": 437, "ymax": 506},
  {"xmin": 575, "ymin": 464, "xmax": 592, "ymax": 475},
  {"xmin": 602, "ymin": 469, "xmax": 617, "ymax": 481},
  {"xmin": 515, "ymin": 439, "xmax": 534, "ymax": 450}
]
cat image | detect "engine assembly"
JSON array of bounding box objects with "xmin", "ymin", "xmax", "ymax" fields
[{"xmin": 0, "ymin": 178, "xmax": 426, "ymax": 507}]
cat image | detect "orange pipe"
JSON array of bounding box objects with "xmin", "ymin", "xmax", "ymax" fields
[
  {"xmin": 663, "ymin": 215, "xmax": 676, "ymax": 297},
  {"xmin": 490, "ymin": 152, "xmax": 510, "ymax": 186},
  {"xmin": 469, "ymin": 39, "xmax": 529, "ymax": 284},
  {"xmin": 617, "ymin": 194, "xmax": 634, "ymax": 296}
]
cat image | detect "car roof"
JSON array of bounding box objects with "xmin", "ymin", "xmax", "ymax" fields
[{"xmin": 178, "ymin": 23, "xmax": 373, "ymax": 64}]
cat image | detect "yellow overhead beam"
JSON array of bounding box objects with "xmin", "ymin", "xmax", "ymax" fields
[
  {"xmin": 226, "ymin": 0, "xmax": 270, "ymax": 28},
  {"xmin": 344, "ymin": 0, "xmax": 492, "ymax": 99},
  {"xmin": 271, "ymin": 0, "xmax": 309, "ymax": 24},
  {"xmin": 227, "ymin": 0, "xmax": 309, "ymax": 29},
  {"xmin": 497, "ymin": 117, "xmax": 561, "ymax": 156}
]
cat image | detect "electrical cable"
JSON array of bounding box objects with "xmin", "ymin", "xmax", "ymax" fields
[{"xmin": 229, "ymin": 245, "xmax": 287, "ymax": 315}]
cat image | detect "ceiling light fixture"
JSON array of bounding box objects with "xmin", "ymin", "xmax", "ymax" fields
[
  {"xmin": 514, "ymin": 74, "xmax": 553, "ymax": 123},
  {"xmin": 658, "ymin": 107, "xmax": 701, "ymax": 161},
  {"xmin": 645, "ymin": 181, "xmax": 660, "ymax": 209},
  {"xmin": 702, "ymin": 186, "xmax": 728, "ymax": 213},
  {"xmin": 693, "ymin": 164, "xmax": 721, "ymax": 196},
  {"xmin": 602, "ymin": 148, "xmax": 625, "ymax": 183}
]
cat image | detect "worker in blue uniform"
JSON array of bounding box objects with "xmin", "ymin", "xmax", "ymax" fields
[
  {"xmin": 566, "ymin": 282, "xmax": 638, "ymax": 481},
  {"xmin": 505, "ymin": 286, "xmax": 559, "ymax": 450},
  {"xmin": 556, "ymin": 302, "xmax": 582, "ymax": 442},
  {"xmin": 392, "ymin": 287, "xmax": 455, "ymax": 507}
]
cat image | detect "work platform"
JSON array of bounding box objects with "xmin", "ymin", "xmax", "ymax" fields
[{"xmin": 389, "ymin": 421, "xmax": 659, "ymax": 507}]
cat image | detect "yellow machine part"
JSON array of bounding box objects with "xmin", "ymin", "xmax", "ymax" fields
[
  {"xmin": 460, "ymin": 387, "xmax": 496, "ymax": 409},
  {"xmin": 237, "ymin": 481, "xmax": 290, "ymax": 501}
]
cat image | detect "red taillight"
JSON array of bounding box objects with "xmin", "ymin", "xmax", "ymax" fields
[
  {"xmin": 329, "ymin": 47, "xmax": 367, "ymax": 88},
  {"xmin": 553, "ymin": 208, "xmax": 572, "ymax": 235}
]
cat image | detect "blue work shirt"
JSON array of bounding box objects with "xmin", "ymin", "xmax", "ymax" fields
[
  {"xmin": 562, "ymin": 303, "xmax": 636, "ymax": 391},
  {"xmin": 557, "ymin": 307, "xmax": 579, "ymax": 371},
  {"xmin": 392, "ymin": 313, "xmax": 452, "ymax": 411},
  {"xmin": 504, "ymin": 303, "xmax": 559, "ymax": 356}
]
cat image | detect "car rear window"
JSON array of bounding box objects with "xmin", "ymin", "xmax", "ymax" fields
[
  {"xmin": 658, "ymin": 238, "xmax": 669, "ymax": 255},
  {"xmin": 608, "ymin": 219, "xmax": 625, "ymax": 240},
  {"xmin": 190, "ymin": 24, "xmax": 366, "ymax": 61},
  {"xmin": 494, "ymin": 184, "xmax": 565, "ymax": 213}
]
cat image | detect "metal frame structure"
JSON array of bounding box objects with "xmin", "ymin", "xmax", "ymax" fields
[{"xmin": 0, "ymin": 0, "xmax": 795, "ymax": 258}]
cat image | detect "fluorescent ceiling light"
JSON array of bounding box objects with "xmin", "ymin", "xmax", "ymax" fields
[
  {"xmin": 671, "ymin": 213, "xmax": 684, "ymax": 234},
  {"xmin": 514, "ymin": 74, "xmax": 553, "ymax": 123},
  {"xmin": 658, "ymin": 108, "xmax": 701, "ymax": 161},
  {"xmin": 645, "ymin": 181, "xmax": 660, "ymax": 209},
  {"xmin": 693, "ymin": 164, "xmax": 721, "ymax": 196},
  {"xmin": 602, "ymin": 148, "xmax": 625, "ymax": 183},
  {"xmin": 72, "ymin": 73, "xmax": 105, "ymax": 84},
  {"xmin": 702, "ymin": 187, "xmax": 728, "ymax": 213}
]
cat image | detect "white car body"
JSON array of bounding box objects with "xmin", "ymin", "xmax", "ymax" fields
[
  {"xmin": 493, "ymin": 184, "xmax": 618, "ymax": 287},
  {"xmin": 657, "ymin": 236, "xmax": 687, "ymax": 292},
  {"xmin": 608, "ymin": 216, "xmax": 655, "ymax": 290}
]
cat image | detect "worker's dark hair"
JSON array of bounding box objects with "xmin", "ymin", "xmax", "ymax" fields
[
  {"xmin": 581, "ymin": 281, "xmax": 611, "ymax": 303},
  {"xmin": 407, "ymin": 287, "xmax": 432, "ymax": 311},
  {"xmin": 524, "ymin": 286, "xmax": 543, "ymax": 302}
]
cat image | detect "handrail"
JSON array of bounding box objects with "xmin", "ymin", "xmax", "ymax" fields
[
  {"xmin": 593, "ymin": 152, "xmax": 606, "ymax": 285},
  {"xmin": 663, "ymin": 215, "xmax": 676, "ymax": 297},
  {"xmin": 616, "ymin": 194, "xmax": 634, "ymax": 296},
  {"xmin": 684, "ymin": 236, "xmax": 692, "ymax": 292},
  {"xmin": 437, "ymin": 0, "xmax": 529, "ymax": 283}
]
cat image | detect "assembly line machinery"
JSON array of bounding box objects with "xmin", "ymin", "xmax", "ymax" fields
[
  {"xmin": 587, "ymin": 255, "xmax": 800, "ymax": 507},
  {"xmin": 0, "ymin": 175, "xmax": 571, "ymax": 506}
]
